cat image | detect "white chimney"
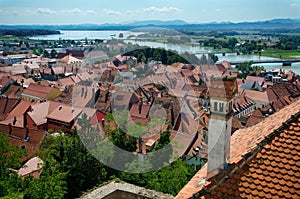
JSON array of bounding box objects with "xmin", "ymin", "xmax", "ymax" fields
[{"xmin": 207, "ymin": 76, "xmax": 237, "ymax": 179}]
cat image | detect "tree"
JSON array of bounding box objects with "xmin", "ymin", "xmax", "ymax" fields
[
  {"xmin": 228, "ymin": 37, "xmax": 238, "ymax": 51},
  {"xmin": 154, "ymin": 130, "xmax": 171, "ymax": 150},
  {"xmin": 109, "ymin": 129, "xmax": 137, "ymax": 152},
  {"xmin": 137, "ymin": 52, "xmax": 146, "ymax": 63},
  {"xmin": 42, "ymin": 50, "xmax": 49, "ymax": 58},
  {"xmin": 0, "ymin": 133, "xmax": 24, "ymax": 197},
  {"xmin": 32, "ymin": 131, "xmax": 110, "ymax": 199},
  {"xmin": 50, "ymin": 49, "xmax": 57, "ymax": 58},
  {"xmin": 119, "ymin": 159, "xmax": 196, "ymax": 196},
  {"xmin": 2, "ymin": 51, "xmax": 8, "ymax": 56},
  {"xmin": 208, "ymin": 53, "xmax": 218, "ymax": 64}
]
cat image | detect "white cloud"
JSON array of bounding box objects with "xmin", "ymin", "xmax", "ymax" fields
[
  {"xmin": 86, "ymin": 10, "xmax": 97, "ymax": 15},
  {"xmin": 37, "ymin": 8, "xmax": 56, "ymax": 15},
  {"xmin": 143, "ymin": 6, "xmax": 182, "ymax": 14},
  {"xmin": 61, "ymin": 8, "xmax": 97, "ymax": 15},
  {"xmin": 289, "ymin": 3, "xmax": 299, "ymax": 8},
  {"xmin": 61, "ymin": 8, "xmax": 82, "ymax": 14},
  {"xmin": 102, "ymin": 9, "xmax": 122, "ymax": 15}
]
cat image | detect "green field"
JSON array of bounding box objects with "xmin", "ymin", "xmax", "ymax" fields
[{"xmin": 261, "ymin": 49, "xmax": 300, "ymax": 59}]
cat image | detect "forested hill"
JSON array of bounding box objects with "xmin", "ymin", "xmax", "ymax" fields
[{"xmin": 0, "ymin": 29, "xmax": 60, "ymax": 37}]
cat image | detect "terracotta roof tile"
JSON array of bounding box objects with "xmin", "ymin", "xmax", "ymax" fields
[
  {"xmin": 47, "ymin": 104, "xmax": 82, "ymax": 123},
  {"xmin": 176, "ymin": 100, "xmax": 300, "ymax": 199},
  {"xmin": 21, "ymin": 83, "xmax": 54, "ymax": 99},
  {"xmin": 199, "ymin": 103, "xmax": 300, "ymax": 198}
]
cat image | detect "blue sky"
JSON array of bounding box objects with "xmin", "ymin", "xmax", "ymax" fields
[{"xmin": 0, "ymin": 0, "xmax": 299, "ymax": 25}]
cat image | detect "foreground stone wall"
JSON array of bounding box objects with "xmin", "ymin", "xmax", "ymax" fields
[{"xmin": 80, "ymin": 181, "xmax": 174, "ymax": 199}]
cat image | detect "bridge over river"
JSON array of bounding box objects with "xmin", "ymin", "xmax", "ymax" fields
[{"xmin": 229, "ymin": 59, "xmax": 300, "ymax": 66}]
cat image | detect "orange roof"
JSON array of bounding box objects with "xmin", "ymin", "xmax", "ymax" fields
[
  {"xmin": 27, "ymin": 101, "xmax": 61, "ymax": 125},
  {"xmin": 176, "ymin": 100, "xmax": 300, "ymax": 199},
  {"xmin": 129, "ymin": 103, "xmax": 150, "ymax": 119},
  {"xmin": 240, "ymin": 89, "xmax": 269, "ymax": 102},
  {"xmin": 47, "ymin": 104, "xmax": 82, "ymax": 123},
  {"xmin": 59, "ymin": 54, "xmax": 82, "ymax": 64},
  {"xmin": 22, "ymin": 83, "xmax": 53, "ymax": 99},
  {"xmin": 245, "ymin": 76, "xmax": 265, "ymax": 85},
  {"xmin": 6, "ymin": 100, "xmax": 33, "ymax": 119},
  {"xmin": 17, "ymin": 157, "xmax": 43, "ymax": 178},
  {"xmin": 221, "ymin": 61, "xmax": 232, "ymax": 69}
]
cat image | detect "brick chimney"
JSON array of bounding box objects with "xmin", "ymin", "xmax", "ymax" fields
[{"xmin": 207, "ymin": 75, "xmax": 237, "ymax": 179}]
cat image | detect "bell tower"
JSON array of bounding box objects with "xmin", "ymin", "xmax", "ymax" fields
[{"xmin": 207, "ymin": 75, "xmax": 237, "ymax": 179}]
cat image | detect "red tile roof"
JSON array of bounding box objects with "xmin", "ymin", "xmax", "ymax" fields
[
  {"xmin": 0, "ymin": 97, "xmax": 20, "ymax": 120},
  {"xmin": 22, "ymin": 83, "xmax": 53, "ymax": 99},
  {"xmin": 47, "ymin": 104, "xmax": 82, "ymax": 123},
  {"xmin": 129, "ymin": 103, "xmax": 150, "ymax": 119},
  {"xmin": 17, "ymin": 157, "xmax": 43, "ymax": 178},
  {"xmin": 0, "ymin": 75, "xmax": 10, "ymax": 87},
  {"xmin": 202, "ymin": 114, "xmax": 300, "ymax": 199},
  {"xmin": 27, "ymin": 101, "xmax": 61, "ymax": 125},
  {"xmin": 1, "ymin": 84, "xmax": 24, "ymax": 98},
  {"xmin": 176, "ymin": 100, "xmax": 300, "ymax": 199}
]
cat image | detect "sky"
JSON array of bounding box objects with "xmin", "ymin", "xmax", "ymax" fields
[{"xmin": 0, "ymin": 0, "xmax": 299, "ymax": 25}]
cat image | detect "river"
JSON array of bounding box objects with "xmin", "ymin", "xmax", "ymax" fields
[{"xmin": 30, "ymin": 30, "xmax": 300, "ymax": 74}]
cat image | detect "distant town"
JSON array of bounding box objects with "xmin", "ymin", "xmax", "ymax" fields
[{"xmin": 0, "ymin": 21, "xmax": 300, "ymax": 199}]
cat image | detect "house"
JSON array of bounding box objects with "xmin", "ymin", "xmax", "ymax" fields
[
  {"xmin": 1, "ymin": 84, "xmax": 24, "ymax": 98},
  {"xmin": 57, "ymin": 54, "xmax": 82, "ymax": 73},
  {"xmin": 244, "ymin": 109, "xmax": 265, "ymax": 127},
  {"xmin": 84, "ymin": 49, "xmax": 108, "ymax": 64},
  {"xmin": 233, "ymin": 92, "xmax": 256, "ymax": 118},
  {"xmin": 0, "ymin": 75, "xmax": 14, "ymax": 94},
  {"xmin": 0, "ymin": 125, "xmax": 46, "ymax": 157},
  {"xmin": 166, "ymin": 62, "xmax": 195, "ymax": 73},
  {"xmin": 57, "ymin": 49, "xmax": 85, "ymax": 59},
  {"xmin": 21, "ymin": 83, "xmax": 61, "ymax": 102},
  {"xmin": 40, "ymin": 66, "xmax": 57, "ymax": 81},
  {"xmin": 0, "ymin": 100, "xmax": 34, "ymax": 128},
  {"xmin": 26, "ymin": 101, "xmax": 61, "ymax": 130},
  {"xmin": 239, "ymin": 80, "xmax": 263, "ymax": 91},
  {"xmin": 176, "ymin": 100, "xmax": 300, "ymax": 199},
  {"xmin": 240, "ymin": 89, "xmax": 269, "ymax": 108},
  {"xmin": 11, "ymin": 75, "xmax": 35, "ymax": 88},
  {"xmin": 0, "ymin": 63, "xmax": 27, "ymax": 75},
  {"xmin": 113, "ymin": 55, "xmax": 137, "ymax": 67},
  {"xmin": 17, "ymin": 157, "xmax": 43, "ymax": 179},
  {"xmin": 46, "ymin": 104, "xmax": 82, "ymax": 131},
  {"xmin": 0, "ymin": 54, "xmax": 38, "ymax": 65},
  {"xmin": 0, "ymin": 97, "xmax": 20, "ymax": 121}
]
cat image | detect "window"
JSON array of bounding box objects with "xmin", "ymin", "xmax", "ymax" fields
[
  {"xmin": 229, "ymin": 101, "xmax": 233, "ymax": 112},
  {"xmin": 214, "ymin": 102, "xmax": 218, "ymax": 111},
  {"xmin": 219, "ymin": 102, "xmax": 224, "ymax": 112}
]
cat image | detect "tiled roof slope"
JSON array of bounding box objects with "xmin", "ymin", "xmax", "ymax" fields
[
  {"xmin": 203, "ymin": 113, "xmax": 300, "ymax": 199},
  {"xmin": 229, "ymin": 100, "xmax": 300, "ymax": 163},
  {"xmin": 176, "ymin": 100, "xmax": 300, "ymax": 199}
]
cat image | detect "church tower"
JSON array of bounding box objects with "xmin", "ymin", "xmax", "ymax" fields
[{"xmin": 207, "ymin": 75, "xmax": 237, "ymax": 179}]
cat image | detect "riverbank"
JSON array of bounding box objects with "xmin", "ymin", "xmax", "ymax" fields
[{"xmin": 261, "ymin": 49, "xmax": 300, "ymax": 59}]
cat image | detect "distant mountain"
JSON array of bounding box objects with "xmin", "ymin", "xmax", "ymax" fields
[
  {"xmin": 0, "ymin": 18, "xmax": 299, "ymax": 32},
  {"xmin": 125, "ymin": 20, "xmax": 188, "ymax": 26}
]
